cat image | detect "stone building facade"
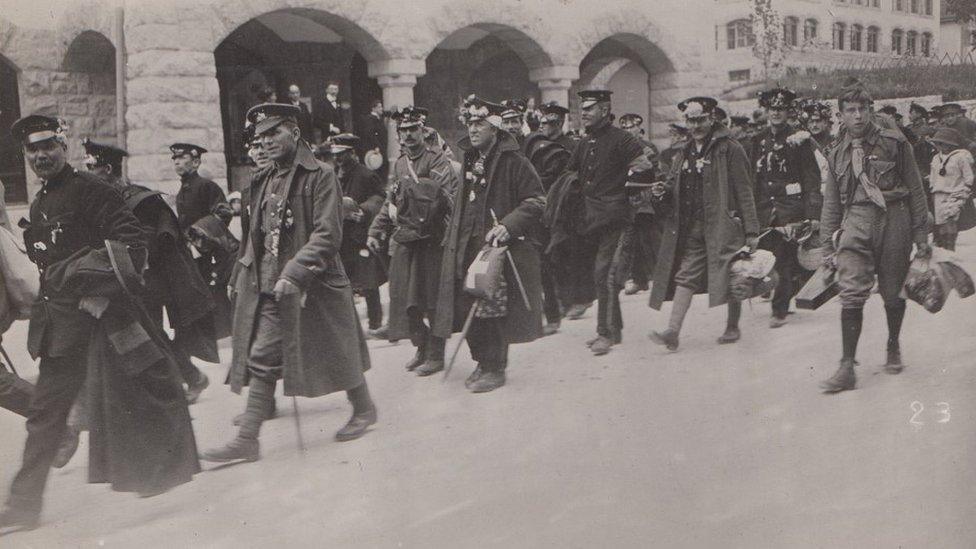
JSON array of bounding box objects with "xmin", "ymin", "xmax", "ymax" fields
[{"xmin": 0, "ymin": 0, "xmax": 721, "ymax": 204}]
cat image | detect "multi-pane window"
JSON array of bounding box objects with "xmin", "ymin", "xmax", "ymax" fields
[
  {"xmin": 892, "ymin": 29, "xmax": 903, "ymax": 54},
  {"xmin": 729, "ymin": 69, "xmax": 751, "ymax": 82},
  {"xmin": 920, "ymin": 32, "xmax": 931, "ymax": 57},
  {"xmin": 911, "ymin": 0, "xmax": 919, "ymax": 14},
  {"xmin": 924, "ymin": 0, "xmax": 932, "ymax": 15},
  {"xmin": 804, "ymin": 19, "xmax": 818, "ymax": 42},
  {"xmin": 866, "ymin": 26, "xmax": 879, "ymax": 53},
  {"xmin": 727, "ymin": 19, "xmax": 755, "ymax": 49},
  {"xmin": 850, "ymin": 24, "xmax": 863, "ymax": 51},
  {"xmin": 784, "ymin": 17, "xmax": 799, "ymax": 47},
  {"xmin": 906, "ymin": 30, "xmax": 917, "ymax": 56},
  {"xmin": 894, "ymin": 0, "xmax": 903, "ymax": 11},
  {"xmin": 833, "ymin": 22, "xmax": 846, "ymax": 50}
]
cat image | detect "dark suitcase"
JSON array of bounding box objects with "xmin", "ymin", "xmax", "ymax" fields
[{"xmin": 796, "ymin": 263, "xmax": 839, "ymax": 310}]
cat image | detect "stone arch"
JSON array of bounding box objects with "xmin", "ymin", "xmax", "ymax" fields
[
  {"xmin": 419, "ymin": 21, "xmax": 555, "ymax": 71},
  {"xmin": 571, "ymin": 26, "xmax": 691, "ymax": 145},
  {"xmin": 57, "ymin": 30, "xmax": 118, "ymax": 171}
]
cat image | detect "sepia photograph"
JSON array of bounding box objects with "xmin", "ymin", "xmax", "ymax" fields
[{"xmin": 0, "ymin": 0, "xmax": 974, "ymax": 546}]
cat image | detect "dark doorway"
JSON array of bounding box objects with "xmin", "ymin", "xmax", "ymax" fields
[{"xmin": 0, "ymin": 55, "xmax": 26, "ymax": 204}]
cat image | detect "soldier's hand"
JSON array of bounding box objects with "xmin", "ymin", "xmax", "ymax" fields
[
  {"xmin": 349, "ymin": 209, "xmax": 365, "ymax": 223},
  {"xmin": 485, "ymin": 224, "xmax": 510, "ymax": 245},
  {"xmin": 746, "ymin": 236, "xmax": 760, "ymax": 254},
  {"xmin": 822, "ymin": 248, "xmax": 837, "ymax": 270},
  {"xmin": 367, "ymin": 236, "xmax": 383, "ymax": 254},
  {"xmin": 273, "ymin": 278, "xmax": 300, "ymax": 302},
  {"xmin": 915, "ymin": 241, "xmax": 933, "ymax": 259},
  {"xmin": 78, "ymin": 296, "xmax": 110, "ymax": 319}
]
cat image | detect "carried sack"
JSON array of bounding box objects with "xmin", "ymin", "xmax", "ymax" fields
[
  {"xmin": 392, "ymin": 160, "xmax": 450, "ymax": 244},
  {"xmin": 901, "ymin": 248, "xmax": 975, "ymax": 313},
  {"xmin": 0, "ymin": 225, "xmax": 39, "ymax": 321},
  {"xmin": 464, "ymin": 245, "xmax": 509, "ymax": 318},
  {"xmin": 728, "ymin": 249, "xmax": 778, "ymax": 302}
]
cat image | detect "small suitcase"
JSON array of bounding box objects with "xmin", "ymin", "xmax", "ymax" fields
[{"xmin": 796, "ymin": 263, "xmax": 839, "ymax": 310}]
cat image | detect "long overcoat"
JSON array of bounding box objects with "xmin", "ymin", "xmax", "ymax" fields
[
  {"xmin": 432, "ymin": 131, "xmax": 545, "ymax": 343},
  {"xmin": 649, "ymin": 127, "xmax": 760, "ymax": 310},
  {"xmin": 229, "ymin": 143, "xmax": 370, "ymax": 397},
  {"xmin": 338, "ymin": 161, "xmax": 386, "ymax": 291}
]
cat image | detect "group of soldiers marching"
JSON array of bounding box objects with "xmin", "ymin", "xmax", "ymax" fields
[{"xmin": 1, "ymin": 73, "xmax": 972, "ymax": 532}]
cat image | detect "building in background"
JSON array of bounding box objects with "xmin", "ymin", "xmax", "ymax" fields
[
  {"xmin": 712, "ymin": 0, "xmax": 942, "ymax": 87},
  {"xmin": 941, "ymin": 3, "xmax": 975, "ymax": 59}
]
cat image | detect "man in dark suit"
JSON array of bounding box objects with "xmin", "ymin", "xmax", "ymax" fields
[
  {"xmin": 358, "ymin": 98, "xmax": 388, "ymax": 177},
  {"xmin": 314, "ymin": 81, "xmax": 344, "ymax": 143},
  {"xmin": 286, "ymin": 84, "xmax": 314, "ymax": 142}
]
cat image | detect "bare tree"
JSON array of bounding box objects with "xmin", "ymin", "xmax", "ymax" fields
[{"xmin": 751, "ymin": 0, "xmax": 788, "ymax": 83}]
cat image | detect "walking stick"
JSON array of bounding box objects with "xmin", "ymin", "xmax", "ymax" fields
[
  {"xmin": 442, "ymin": 302, "xmax": 478, "ymax": 382},
  {"xmin": 0, "ymin": 343, "xmax": 18, "ymax": 377},
  {"xmin": 291, "ymin": 396, "xmax": 306, "ymax": 454}
]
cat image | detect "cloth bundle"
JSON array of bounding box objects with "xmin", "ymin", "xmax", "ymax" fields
[
  {"xmin": 464, "ymin": 245, "xmax": 509, "ymax": 318},
  {"xmin": 901, "ymin": 247, "xmax": 974, "ymax": 313},
  {"xmin": 728, "ymin": 249, "xmax": 778, "ymax": 302}
]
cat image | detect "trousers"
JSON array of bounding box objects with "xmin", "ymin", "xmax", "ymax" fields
[
  {"xmin": 836, "ymin": 201, "xmax": 913, "ymax": 308},
  {"xmin": 580, "ymin": 225, "xmax": 626, "ymax": 336}
]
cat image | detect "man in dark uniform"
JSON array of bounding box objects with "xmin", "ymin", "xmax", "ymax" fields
[
  {"xmin": 729, "ymin": 116, "xmax": 751, "ymax": 142},
  {"xmin": 539, "ymin": 101, "xmax": 579, "ymax": 153},
  {"xmin": 906, "ymin": 102, "xmax": 937, "ymax": 189},
  {"xmin": 802, "ymin": 101, "xmax": 835, "ymax": 151},
  {"xmin": 819, "ymin": 81, "xmax": 931, "ymax": 393},
  {"xmin": 567, "ymin": 90, "xmax": 647, "ymax": 355},
  {"xmin": 368, "ymin": 106, "xmax": 457, "ymax": 375},
  {"xmin": 431, "ymin": 96, "xmax": 545, "ymax": 393},
  {"xmin": 501, "ymin": 99, "xmax": 528, "ymax": 148},
  {"xmin": 618, "ymin": 113, "xmax": 659, "ymax": 296},
  {"xmin": 203, "ymin": 103, "xmax": 375, "ymax": 462},
  {"xmin": 332, "ymin": 134, "xmax": 388, "ymax": 336},
  {"xmin": 172, "ymin": 143, "xmax": 234, "ymax": 337},
  {"xmin": 747, "ymin": 88, "xmax": 822, "ymax": 328},
  {"xmin": 0, "ymin": 115, "xmax": 198, "ymax": 530}
]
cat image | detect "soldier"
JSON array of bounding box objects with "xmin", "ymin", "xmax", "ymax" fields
[
  {"xmin": 568, "ymin": 90, "xmax": 647, "ymax": 355},
  {"xmin": 431, "ymin": 96, "xmax": 545, "ymax": 392},
  {"xmin": 202, "ymin": 103, "xmax": 376, "ymax": 462},
  {"xmin": 907, "ymin": 102, "xmax": 937, "ymax": 182},
  {"xmin": 802, "ymin": 101, "xmax": 835, "ymax": 151},
  {"xmin": 0, "ymin": 115, "xmax": 198, "ymax": 530},
  {"xmin": 331, "ymin": 133, "xmax": 388, "ymax": 337},
  {"xmin": 659, "ymin": 123, "xmax": 690, "ymax": 173},
  {"xmin": 617, "ymin": 113, "xmax": 659, "ymax": 296},
  {"xmin": 538, "ymin": 101, "xmax": 579, "ymax": 153},
  {"xmin": 729, "ymin": 115, "xmax": 752, "ymax": 142},
  {"xmin": 500, "ymin": 99, "xmax": 528, "ymax": 148},
  {"xmin": 368, "ymin": 106, "xmax": 456, "ymax": 375},
  {"xmin": 747, "ymin": 88, "xmax": 822, "ymax": 328},
  {"xmin": 648, "ymin": 97, "xmax": 759, "ymax": 351},
  {"xmin": 171, "ymin": 143, "xmax": 234, "ymax": 338},
  {"xmin": 819, "ymin": 81, "xmax": 930, "ymax": 394}
]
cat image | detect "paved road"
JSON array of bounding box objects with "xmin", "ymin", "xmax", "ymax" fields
[{"xmin": 2, "ymin": 235, "xmax": 975, "ymax": 548}]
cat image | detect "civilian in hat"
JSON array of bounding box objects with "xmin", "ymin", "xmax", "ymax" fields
[
  {"xmin": 368, "ymin": 106, "xmax": 457, "ymax": 375},
  {"xmin": 202, "ymin": 102, "xmax": 376, "ymax": 463},
  {"xmin": 927, "ymin": 128, "xmax": 974, "ymax": 251},
  {"xmin": 566, "ymin": 89, "xmax": 650, "ymax": 355},
  {"xmin": 314, "ymin": 80, "xmax": 345, "ymax": 142},
  {"xmin": 500, "ymin": 99, "xmax": 528, "ymax": 146},
  {"xmin": 819, "ymin": 80, "xmax": 930, "ymax": 393},
  {"xmin": 358, "ymin": 98, "xmax": 389, "ymax": 178},
  {"xmin": 0, "ymin": 115, "xmax": 198, "ymax": 530},
  {"xmin": 648, "ymin": 97, "xmax": 759, "ymax": 350},
  {"xmin": 430, "ymin": 95, "xmax": 545, "ymax": 391},
  {"xmin": 939, "ymin": 103, "xmax": 976, "ymax": 145},
  {"xmin": 331, "ymin": 133, "xmax": 388, "ymax": 336},
  {"xmin": 746, "ymin": 87, "xmax": 823, "ymax": 328}
]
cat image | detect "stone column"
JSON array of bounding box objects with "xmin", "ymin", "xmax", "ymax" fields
[
  {"xmin": 529, "ymin": 65, "xmax": 579, "ymax": 106},
  {"xmin": 123, "ymin": 16, "xmax": 225, "ymax": 196},
  {"xmin": 368, "ymin": 59, "xmax": 426, "ymax": 167}
]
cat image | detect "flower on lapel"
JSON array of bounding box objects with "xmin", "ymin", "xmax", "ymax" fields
[
  {"xmin": 695, "ymin": 158, "xmax": 711, "ymax": 172},
  {"xmin": 283, "ymin": 208, "xmax": 294, "ymax": 230}
]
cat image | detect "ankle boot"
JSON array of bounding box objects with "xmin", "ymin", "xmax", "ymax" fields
[
  {"xmin": 202, "ymin": 378, "xmax": 274, "ymax": 462},
  {"xmin": 884, "ymin": 343, "xmax": 903, "ymax": 374},
  {"xmin": 821, "ymin": 358, "xmax": 857, "ymax": 394}
]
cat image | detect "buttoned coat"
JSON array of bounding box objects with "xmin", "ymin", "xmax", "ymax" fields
[{"xmin": 229, "ymin": 143, "xmax": 370, "ymax": 397}]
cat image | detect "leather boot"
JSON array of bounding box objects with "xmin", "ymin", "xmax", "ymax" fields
[
  {"xmin": 590, "ymin": 336, "xmax": 614, "ymax": 356},
  {"xmin": 185, "ymin": 371, "xmax": 209, "ymax": 405},
  {"xmin": 469, "ymin": 369, "xmax": 506, "ymax": 393},
  {"xmin": 0, "ymin": 505, "xmax": 40, "ymax": 532},
  {"xmin": 884, "ymin": 344, "xmax": 904, "ymax": 374},
  {"xmin": 52, "ymin": 427, "xmax": 81, "ymax": 469},
  {"xmin": 464, "ymin": 366, "xmax": 483, "ymax": 389},
  {"xmin": 649, "ymin": 329, "xmax": 680, "ymax": 351},
  {"xmin": 717, "ymin": 326, "xmax": 741, "ymax": 344},
  {"xmin": 202, "ymin": 378, "xmax": 274, "ymax": 462},
  {"xmin": 335, "ymin": 407, "xmax": 377, "ymax": 442},
  {"xmin": 821, "ymin": 358, "xmax": 857, "ymax": 394},
  {"xmin": 416, "ymin": 360, "xmax": 444, "ymax": 376},
  {"xmin": 403, "ymin": 345, "xmax": 427, "ymax": 372},
  {"xmin": 232, "ymin": 393, "xmax": 277, "ymax": 426}
]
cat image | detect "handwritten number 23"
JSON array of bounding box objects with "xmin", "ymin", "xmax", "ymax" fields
[{"xmin": 909, "ymin": 401, "xmax": 950, "ymax": 426}]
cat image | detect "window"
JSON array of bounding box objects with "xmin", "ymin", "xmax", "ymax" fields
[
  {"xmin": 804, "ymin": 18, "xmax": 818, "ymax": 42},
  {"xmin": 806, "ymin": 67, "xmax": 819, "ymax": 75},
  {"xmin": 850, "ymin": 24, "xmax": 863, "ymax": 51},
  {"xmin": 910, "ymin": 0, "xmax": 919, "ymax": 13},
  {"xmin": 894, "ymin": 0, "xmax": 903, "ymax": 11},
  {"xmin": 727, "ymin": 19, "xmax": 755, "ymax": 49},
  {"xmin": 833, "ymin": 22, "xmax": 846, "ymax": 50},
  {"xmin": 872, "ymin": 0, "xmax": 880, "ymax": 6},
  {"xmin": 921, "ymin": 32, "xmax": 932, "ymax": 56},
  {"xmin": 892, "ymin": 29, "xmax": 903, "ymax": 54},
  {"xmin": 906, "ymin": 30, "xmax": 917, "ymax": 55},
  {"xmin": 729, "ymin": 69, "xmax": 751, "ymax": 82},
  {"xmin": 867, "ymin": 26, "xmax": 880, "ymax": 52},
  {"xmin": 925, "ymin": 0, "xmax": 932, "ymax": 15},
  {"xmin": 784, "ymin": 17, "xmax": 799, "ymax": 47}
]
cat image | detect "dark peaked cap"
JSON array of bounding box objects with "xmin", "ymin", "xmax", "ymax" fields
[{"xmin": 246, "ymin": 102, "xmax": 301, "ymax": 135}]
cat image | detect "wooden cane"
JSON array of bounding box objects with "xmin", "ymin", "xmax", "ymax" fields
[
  {"xmin": 291, "ymin": 396, "xmax": 306, "ymax": 454},
  {"xmin": 442, "ymin": 302, "xmax": 478, "ymax": 382}
]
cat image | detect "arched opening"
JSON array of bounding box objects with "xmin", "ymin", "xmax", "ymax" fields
[
  {"xmin": 0, "ymin": 54, "xmax": 26, "ymax": 204},
  {"xmin": 60, "ymin": 30, "xmax": 118, "ymax": 178},
  {"xmin": 416, "ymin": 24, "xmax": 553, "ymax": 149},
  {"xmin": 575, "ymin": 34, "xmax": 675, "ymax": 142},
  {"xmin": 214, "ymin": 9, "xmax": 387, "ymax": 190}
]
